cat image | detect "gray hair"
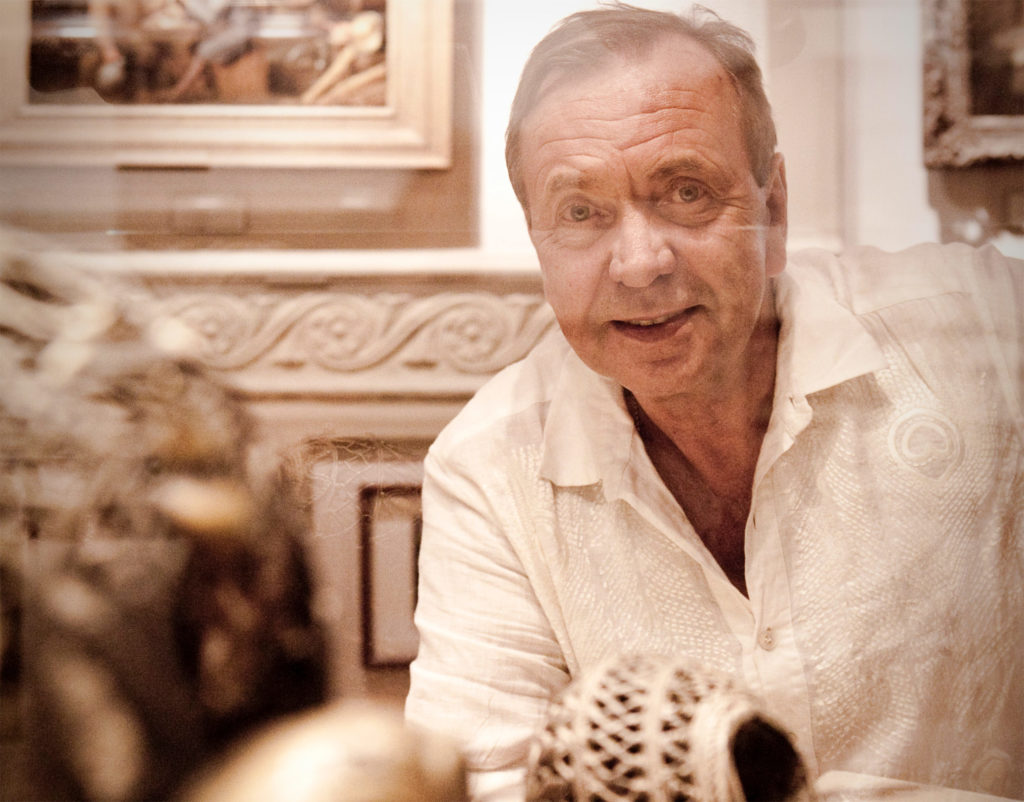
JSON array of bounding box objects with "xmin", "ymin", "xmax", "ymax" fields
[{"xmin": 505, "ymin": 2, "xmax": 778, "ymax": 213}]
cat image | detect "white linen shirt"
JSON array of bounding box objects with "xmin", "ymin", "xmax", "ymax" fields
[{"xmin": 405, "ymin": 244, "xmax": 1023, "ymax": 801}]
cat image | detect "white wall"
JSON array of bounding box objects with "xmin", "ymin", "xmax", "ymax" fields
[
  {"xmin": 840, "ymin": 0, "xmax": 1022, "ymax": 258},
  {"xmin": 841, "ymin": 0, "xmax": 940, "ymax": 250}
]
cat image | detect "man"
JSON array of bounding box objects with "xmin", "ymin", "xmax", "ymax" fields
[{"xmin": 406, "ymin": 4, "xmax": 1023, "ymax": 800}]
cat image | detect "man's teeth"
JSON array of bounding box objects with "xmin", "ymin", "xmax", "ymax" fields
[{"xmin": 630, "ymin": 313, "xmax": 675, "ymax": 327}]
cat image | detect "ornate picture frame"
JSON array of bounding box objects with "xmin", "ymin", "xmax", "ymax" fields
[
  {"xmin": 0, "ymin": 0, "xmax": 452, "ymax": 168},
  {"xmin": 922, "ymin": 0, "xmax": 1024, "ymax": 167}
]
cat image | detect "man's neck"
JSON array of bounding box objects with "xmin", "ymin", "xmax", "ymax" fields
[
  {"xmin": 627, "ymin": 321, "xmax": 779, "ymax": 500},
  {"xmin": 626, "ymin": 328, "xmax": 776, "ymax": 598}
]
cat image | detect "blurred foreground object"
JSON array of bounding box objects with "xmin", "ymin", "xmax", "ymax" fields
[
  {"xmin": 527, "ymin": 654, "xmax": 814, "ymax": 802},
  {"xmin": 183, "ymin": 701, "xmax": 467, "ymax": 802},
  {"xmin": 0, "ymin": 226, "xmax": 327, "ymax": 801}
]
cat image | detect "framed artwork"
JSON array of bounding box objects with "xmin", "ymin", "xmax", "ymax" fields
[
  {"xmin": 923, "ymin": 0, "xmax": 1024, "ymax": 166},
  {"xmin": 304, "ymin": 440, "xmax": 425, "ymax": 686},
  {"xmin": 0, "ymin": 0, "xmax": 452, "ymax": 168},
  {"xmin": 359, "ymin": 483, "xmax": 421, "ymax": 668}
]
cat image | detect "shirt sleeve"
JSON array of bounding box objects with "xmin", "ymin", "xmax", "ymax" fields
[{"xmin": 405, "ymin": 447, "xmax": 570, "ymax": 802}]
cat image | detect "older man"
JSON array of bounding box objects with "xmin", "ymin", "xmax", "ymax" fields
[{"xmin": 406, "ymin": 4, "xmax": 1023, "ymax": 800}]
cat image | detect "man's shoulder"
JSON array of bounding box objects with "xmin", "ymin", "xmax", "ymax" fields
[
  {"xmin": 430, "ymin": 328, "xmax": 573, "ymax": 457},
  {"xmin": 787, "ymin": 241, "xmax": 1021, "ymax": 316}
]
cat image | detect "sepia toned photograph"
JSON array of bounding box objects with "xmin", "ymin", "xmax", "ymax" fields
[{"xmin": 1, "ymin": 1, "xmax": 1023, "ymax": 801}]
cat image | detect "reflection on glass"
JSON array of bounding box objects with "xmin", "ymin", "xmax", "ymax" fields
[{"xmin": 28, "ymin": 0, "xmax": 387, "ymax": 105}]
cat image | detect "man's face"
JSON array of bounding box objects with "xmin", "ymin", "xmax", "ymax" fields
[{"xmin": 520, "ymin": 35, "xmax": 787, "ymax": 404}]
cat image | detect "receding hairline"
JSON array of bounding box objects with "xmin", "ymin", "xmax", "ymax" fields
[{"xmin": 530, "ymin": 28, "xmax": 730, "ymax": 110}]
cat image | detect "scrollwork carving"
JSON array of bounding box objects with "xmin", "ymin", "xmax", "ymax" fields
[
  {"xmin": 151, "ymin": 288, "xmax": 555, "ymax": 378},
  {"xmin": 293, "ymin": 295, "xmax": 401, "ymax": 371},
  {"xmin": 173, "ymin": 295, "xmax": 260, "ymax": 365},
  {"xmin": 430, "ymin": 294, "xmax": 554, "ymax": 373}
]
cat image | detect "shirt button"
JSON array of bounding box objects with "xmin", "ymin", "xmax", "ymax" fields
[{"xmin": 758, "ymin": 626, "xmax": 776, "ymax": 651}]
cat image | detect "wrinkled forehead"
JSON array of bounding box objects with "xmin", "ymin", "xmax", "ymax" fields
[{"xmin": 521, "ymin": 35, "xmax": 743, "ymax": 162}]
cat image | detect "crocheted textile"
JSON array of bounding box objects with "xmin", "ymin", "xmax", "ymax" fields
[{"xmin": 527, "ymin": 654, "xmax": 813, "ymax": 802}]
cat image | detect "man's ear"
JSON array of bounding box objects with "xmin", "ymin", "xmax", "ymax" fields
[{"xmin": 764, "ymin": 153, "xmax": 788, "ymax": 278}]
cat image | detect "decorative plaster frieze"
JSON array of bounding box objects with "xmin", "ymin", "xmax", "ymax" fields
[{"xmin": 124, "ymin": 279, "xmax": 555, "ymax": 399}]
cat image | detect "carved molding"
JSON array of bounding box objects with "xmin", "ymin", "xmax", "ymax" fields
[
  {"xmin": 125, "ymin": 278, "xmax": 555, "ymax": 399},
  {"xmin": 161, "ymin": 290, "xmax": 553, "ymax": 373}
]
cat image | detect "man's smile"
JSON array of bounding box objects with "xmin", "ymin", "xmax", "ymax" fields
[
  {"xmin": 611, "ymin": 307, "xmax": 698, "ymax": 340},
  {"xmin": 623, "ymin": 311, "xmax": 679, "ymax": 327}
]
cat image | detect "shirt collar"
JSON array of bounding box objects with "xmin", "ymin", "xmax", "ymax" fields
[
  {"xmin": 774, "ymin": 253, "xmax": 888, "ymax": 400},
  {"xmin": 539, "ymin": 347, "xmax": 636, "ymax": 493}
]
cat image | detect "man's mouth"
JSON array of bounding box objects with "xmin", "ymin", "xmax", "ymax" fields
[
  {"xmin": 623, "ymin": 311, "xmax": 680, "ymax": 327},
  {"xmin": 610, "ymin": 307, "xmax": 698, "ymax": 342}
]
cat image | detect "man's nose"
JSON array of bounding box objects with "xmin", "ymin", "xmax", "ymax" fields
[{"xmin": 608, "ymin": 205, "xmax": 675, "ymax": 287}]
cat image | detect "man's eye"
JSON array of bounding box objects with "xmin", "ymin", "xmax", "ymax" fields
[
  {"xmin": 567, "ymin": 204, "xmax": 592, "ymax": 222},
  {"xmin": 675, "ymin": 182, "xmax": 705, "ymax": 203}
]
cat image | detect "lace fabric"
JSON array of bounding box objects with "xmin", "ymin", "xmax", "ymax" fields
[{"xmin": 407, "ymin": 244, "xmax": 1024, "ymax": 800}]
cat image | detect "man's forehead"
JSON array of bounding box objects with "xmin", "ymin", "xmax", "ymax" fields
[
  {"xmin": 524, "ymin": 79, "xmax": 740, "ymax": 166},
  {"xmin": 523, "ymin": 51, "xmax": 737, "ymax": 158},
  {"xmin": 534, "ymin": 32, "xmax": 730, "ymax": 108},
  {"xmin": 518, "ymin": 32, "xmax": 750, "ymax": 205}
]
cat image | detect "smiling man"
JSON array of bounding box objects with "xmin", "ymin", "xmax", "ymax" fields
[
  {"xmin": 405, "ymin": 4, "xmax": 1023, "ymax": 801},
  {"xmin": 520, "ymin": 30, "xmax": 787, "ymax": 599}
]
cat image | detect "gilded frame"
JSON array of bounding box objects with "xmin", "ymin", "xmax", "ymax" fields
[
  {"xmin": 922, "ymin": 0, "xmax": 1024, "ymax": 167},
  {"xmin": 0, "ymin": 0, "xmax": 452, "ymax": 168}
]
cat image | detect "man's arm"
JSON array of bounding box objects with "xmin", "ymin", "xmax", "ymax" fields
[{"xmin": 405, "ymin": 448, "xmax": 569, "ymax": 802}]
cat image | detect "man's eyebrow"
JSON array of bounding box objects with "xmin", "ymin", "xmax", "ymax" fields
[
  {"xmin": 650, "ymin": 156, "xmax": 710, "ymax": 181},
  {"xmin": 539, "ymin": 170, "xmax": 597, "ymax": 200}
]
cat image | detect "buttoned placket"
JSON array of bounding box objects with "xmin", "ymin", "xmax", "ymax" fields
[
  {"xmin": 636, "ymin": 383, "xmax": 821, "ymax": 776},
  {"xmin": 610, "ymin": 325, "xmax": 822, "ymax": 778},
  {"xmin": 735, "ymin": 388, "xmax": 819, "ymax": 776}
]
